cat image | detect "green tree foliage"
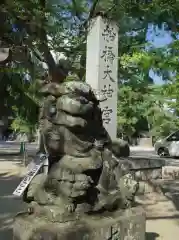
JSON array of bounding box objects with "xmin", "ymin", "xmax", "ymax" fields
[
  {"xmin": 2, "ymin": 0, "xmax": 179, "ymax": 140},
  {"xmin": 117, "ymin": 79, "xmax": 149, "ymax": 138},
  {"xmin": 1, "ymin": 0, "xmax": 152, "ymax": 134},
  {"xmin": 144, "ymin": 85, "xmax": 179, "ymax": 140}
]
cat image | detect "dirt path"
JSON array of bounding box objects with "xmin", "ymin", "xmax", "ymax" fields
[
  {"xmin": 1, "ymin": 157, "xmax": 179, "ymax": 239},
  {"xmin": 139, "ymin": 182, "xmax": 179, "ymax": 239},
  {"xmin": 0, "ymin": 158, "xmax": 27, "ymax": 239}
]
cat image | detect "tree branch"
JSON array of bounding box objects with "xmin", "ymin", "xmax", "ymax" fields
[
  {"xmin": 71, "ymin": 0, "xmax": 82, "ymax": 20},
  {"xmin": 7, "ymin": 1, "xmax": 67, "ymax": 82},
  {"xmin": 88, "ymin": 0, "xmax": 101, "ymax": 21},
  {"xmin": 37, "ymin": 0, "xmax": 59, "ymax": 81},
  {"xmin": 82, "ymin": 0, "xmax": 100, "ymax": 30}
]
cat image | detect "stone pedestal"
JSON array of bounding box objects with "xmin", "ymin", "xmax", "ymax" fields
[{"xmin": 13, "ymin": 207, "xmax": 146, "ymax": 240}]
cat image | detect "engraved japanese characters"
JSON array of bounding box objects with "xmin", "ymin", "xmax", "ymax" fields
[{"xmin": 86, "ymin": 15, "xmax": 118, "ymax": 139}]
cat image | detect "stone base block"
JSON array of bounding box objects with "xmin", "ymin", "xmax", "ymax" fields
[
  {"xmin": 129, "ymin": 157, "xmax": 165, "ymax": 181},
  {"xmin": 134, "ymin": 168, "xmax": 162, "ymax": 181},
  {"xmin": 137, "ymin": 180, "xmax": 163, "ymax": 195},
  {"xmin": 130, "ymin": 158, "xmax": 165, "ymax": 169},
  {"xmin": 13, "ymin": 207, "xmax": 146, "ymax": 240},
  {"xmin": 162, "ymin": 166, "xmax": 179, "ymax": 180}
]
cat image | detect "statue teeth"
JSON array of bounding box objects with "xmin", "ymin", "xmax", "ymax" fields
[{"xmin": 94, "ymin": 90, "xmax": 107, "ymax": 102}]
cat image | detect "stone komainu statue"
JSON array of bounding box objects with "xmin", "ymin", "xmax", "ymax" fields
[{"xmin": 23, "ymin": 81, "xmax": 138, "ymax": 222}]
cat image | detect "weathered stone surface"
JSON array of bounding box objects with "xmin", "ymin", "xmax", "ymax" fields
[
  {"xmin": 136, "ymin": 180, "xmax": 163, "ymax": 194},
  {"xmin": 134, "ymin": 168, "xmax": 162, "ymax": 181},
  {"xmin": 162, "ymin": 166, "xmax": 179, "ymax": 180},
  {"xmin": 44, "ymin": 126, "xmax": 94, "ymax": 157},
  {"xmin": 112, "ymin": 139, "xmax": 130, "ymax": 157},
  {"xmin": 127, "ymin": 157, "xmax": 165, "ymax": 181},
  {"xmin": 129, "ymin": 158, "xmax": 165, "ymax": 169},
  {"xmin": 40, "ymin": 81, "xmax": 97, "ymax": 101},
  {"xmin": 56, "ymin": 95, "xmax": 94, "ymax": 115},
  {"xmin": 13, "ymin": 80, "xmax": 146, "ymax": 240},
  {"xmin": 50, "ymin": 153, "xmax": 103, "ymax": 173},
  {"xmin": 52, "ymin": 110, "xmax": 87, "ymax": 127},
  {"xmin": 13, "ymin": 207, "xmax": 146, "ymax": 240},
  {"xmin": 0, "ymin": 48, "xmax": 10, "ymax": 63},
  {"xmin": 25, "ymin": 81, "xmax": 139, "ymax": 216}
]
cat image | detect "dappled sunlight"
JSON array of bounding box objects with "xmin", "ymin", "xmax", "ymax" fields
[
  {"xmin": 1, "ymin": 194, "xmax": 19, "ymax": 199},
  {"xmin": 0, "ymin": 161, "xmax": 27, "ymax": 177},
  {"xmin": 0, "ymin": 147, "xmax": 179, "ymax": 239},
  {"xmin": 0, "ymin": 213, "xmax": 13, "ymax": 230},
  {"xmin": 145, "ymin": 232, "xmax": 160, "ymax": 240},
  {"xmin": 0, "ymin": 170, "xmax": 27, "ymax": 238},
  {"xmin": 0, "ymin": 156, "xmax": 24, "ymax": 165},
  {"xmin": 137, "ymin": 182, "xmax": 179, "ymax": 219},
  {"xmin": 0, "ymin": 213, "xmax": 13, "ymax": 221},
  {"xmin": 146, "ymin": 219, "xmax": 179, "ymax": 240}
]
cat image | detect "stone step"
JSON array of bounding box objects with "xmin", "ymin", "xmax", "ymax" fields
[
  {"xmin": 137, "ymin": 180, "xmax": 163, "ymax": 195},
  {"xmin": 13, "ymin": 207, "xmax": 146, "ymax": 240},
  {"xmin": 129, "ymin": 157, "xmax": 165, "ymax": 169},
  {"xmin": 137, "ymin": 178, "xmax": 179, "ymax": 197},
  {"xmin": 133, "ymin": 168, "xmax": 162, "ymax": 181},
  {"xmin": 162, "ymin": 166, "xmax": 179, "ymax": 180},
  {"xmin": 128, "ymin": 156, "xmax": 179, "ymax": 181},
  {"xmin": 127, "ymin": 157, "xmax": 165, "ymax": 180}
]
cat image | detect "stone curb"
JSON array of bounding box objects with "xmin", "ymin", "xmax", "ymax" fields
[{"xmin": 162, "ymin": 166, "xmax": 179, "ymax": 180}]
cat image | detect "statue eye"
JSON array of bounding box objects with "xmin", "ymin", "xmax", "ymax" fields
[{"xmin": 49, "ymin": 105, "xmax": 57, "ymax": 115}]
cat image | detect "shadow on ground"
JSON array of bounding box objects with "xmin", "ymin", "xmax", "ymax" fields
[
  {"xmin": 159, "ymin": 180, "xmax": 179, "ymax": 212},
  {"xmin": 132, "ymin": 154, "xmax": 179, "ymax": 213},
  {"xmin": 1, "ymin": 152, "xmax": 179, "ymax": 239},
  {"xmin": 145, "ymin": 179, "xmax": 179, "ymax": 216},
  {"xmin": 145, "ymin": 232, "xmax": 160, "ymax": 240},
  {"xmin": 0, "ymin": 172, "xmax": 27, "ymax": 239}
]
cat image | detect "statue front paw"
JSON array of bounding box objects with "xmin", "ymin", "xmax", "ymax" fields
[
  {"xmin": 23, "ymin": 173, "xmax": 53, "ymax": 205},
  {"xmin": 118, "ymin": 173, "xmax": 139, "ymax": 206},
  {"xmin": 65, "ymin": 203, "xmax": 75, "ymax": 213}
]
